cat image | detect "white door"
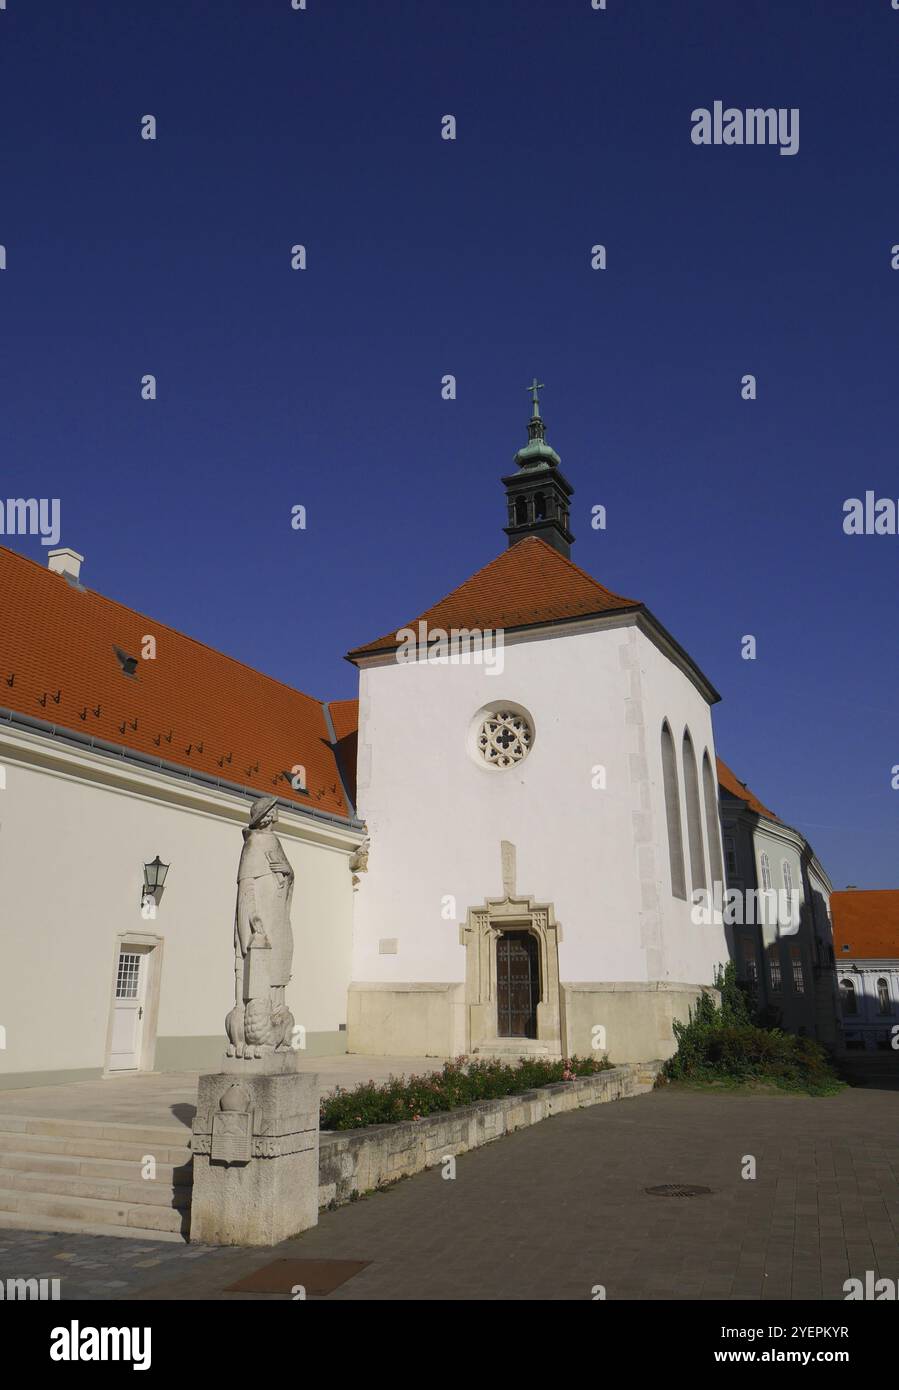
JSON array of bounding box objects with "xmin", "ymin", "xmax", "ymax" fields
[{"xmin": 108, "ymin": 947, "xmax": 149, "ymax": 1071}]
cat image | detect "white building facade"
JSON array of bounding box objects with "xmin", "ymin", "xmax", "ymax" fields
[
  {"xmin": 346, "ymin": 534, "xmax": 730, "ymax": 1064},
  {"xmin": 0, "ymin": 545, "xmax": 364, "ymax": 1090}
]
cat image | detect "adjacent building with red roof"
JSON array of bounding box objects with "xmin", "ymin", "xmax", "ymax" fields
[
  {"xmin": 0, "ymin": 544, "xmax": 364, "ymax": 1091},
  {"xmin": 830, "ymin": 890, "xmax": 899, "ymax": 1053}
]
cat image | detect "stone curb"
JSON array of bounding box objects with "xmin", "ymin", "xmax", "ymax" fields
[{"xmin": 317, "ymin": 1061, "xmax": 663, "ymax": 1208}]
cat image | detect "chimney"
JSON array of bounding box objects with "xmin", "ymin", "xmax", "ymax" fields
[{"xmin": 47, "ymin": 548, "xmax": 84, "ymax": 582}]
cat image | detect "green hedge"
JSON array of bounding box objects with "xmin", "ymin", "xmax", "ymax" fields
[
  {"xmin": 663, "ymin": 964, "xmax": 842, "ymax": 1096},
  {"xmin": 320, "ymin": 1054, "xmax": 613, "ymax": 1131}
]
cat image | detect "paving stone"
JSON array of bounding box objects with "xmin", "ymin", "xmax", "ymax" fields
[{"xmin": 0, "ymin": 1085, "xmax": 895, "ymax": 1300}]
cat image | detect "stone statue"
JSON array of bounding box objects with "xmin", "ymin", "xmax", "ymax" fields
[{"xmin": 225, "ymin": 796, "xmax": 296, "ymax": 1058}]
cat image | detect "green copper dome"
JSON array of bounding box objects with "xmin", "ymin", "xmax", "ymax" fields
[{"xmin": 514, "ymin": 437, "xmax": 562, "ymax": 469}]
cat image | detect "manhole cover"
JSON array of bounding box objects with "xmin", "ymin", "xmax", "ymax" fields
[
  {"xmin": 224, "ymin": 1258, "xmax": 370, "ymax": 1295},
  {"xmin": 645, "ymin": 1184, "xmax": 712, "ymax": 1197}
]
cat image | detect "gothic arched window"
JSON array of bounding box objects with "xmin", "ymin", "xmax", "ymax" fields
[
  {"xmin": 702, "ymin": 751, "xmax": 725, "ymax": 891},
  {"xmin": 661, "ymin": 721, "xmax": 686, "ymax": 900},
  {"xmin": 682, "ymin": 729, "xmax": 706, "ymax": 897},
  {"xmin": 782, "ymin": 860, "xmax": 796, "ymax": 928}
]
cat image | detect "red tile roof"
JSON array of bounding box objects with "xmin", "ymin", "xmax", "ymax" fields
[
  {"xmin": 717, "ymin": 757, "xmax": 780, "ymax": 822},
  {"xmin": 346, "ymin": 536, "xmax": 641, "ymax": 661},
  {"xmin": 0, "ymin": 545, "xmax": 354, "ymax": 819},
  {"xmin": 831, "ymin": 890, "xmax": 899, "ymax": 960},
  {"xmin": 327, "ymin": 698, "xmax": 359, "ymax": 806}
]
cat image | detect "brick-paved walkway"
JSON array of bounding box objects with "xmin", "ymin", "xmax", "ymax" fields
[{"xmin": 0, "ymin": 1084, "xmax": 895, "ymax": 1300}]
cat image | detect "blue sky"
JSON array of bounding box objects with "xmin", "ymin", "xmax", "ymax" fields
[{"xmin": 1, "ymin": 0, "xmax": 897, "ymax": 886}]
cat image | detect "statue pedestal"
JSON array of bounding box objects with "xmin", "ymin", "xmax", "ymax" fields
[{"xmin": 189, "ymin": 1052, "xmax": 319, "ymax": 1246}]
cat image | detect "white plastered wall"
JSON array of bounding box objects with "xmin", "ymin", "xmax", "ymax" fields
[
  {"xmin": 0, "ymin": 725, "xmax": 361, "ymax": 1083},
  {"xmin": 350, "ymin": 616, "xmax": 729, "ymax": 1060}
]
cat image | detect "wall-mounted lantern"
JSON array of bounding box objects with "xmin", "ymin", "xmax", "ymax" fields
[{"xmin": 141, "ymin": 855, "xmax": 170, "ymax": 913}]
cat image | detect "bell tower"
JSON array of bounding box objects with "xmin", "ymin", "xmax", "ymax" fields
[{"xmin": 502, "ymin": 380, "xmax": 575, "ymax": 558}]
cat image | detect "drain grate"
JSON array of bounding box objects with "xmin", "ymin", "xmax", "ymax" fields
[
  {"xmin": 223, "ymin": 1258, "xmax": 370, "ymax": 1296},
  {"xmin": 645, "ymin": 1184, "xmax": 712, "ymax": 1198}
]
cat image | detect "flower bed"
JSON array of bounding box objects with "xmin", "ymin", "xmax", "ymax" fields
[{"xmin": 320, "ymin": 1054, "xmax": 612, "ymax": 1131}]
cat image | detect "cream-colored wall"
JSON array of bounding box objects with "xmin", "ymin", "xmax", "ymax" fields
[
  {"xmin": 346, "ymin": 983, "xmax": 466, "ymax": 1057},
  {"xmin": 0, "ymin": 726, "xmax": 362, "ymax": 1082},
  {"xmin": 562, "ymin": 982, "xmax": 714, "ymax": 1063}
]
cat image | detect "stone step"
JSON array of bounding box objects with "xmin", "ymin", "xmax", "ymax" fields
[
  {"xmin": 472, "ymin": 1039, "xmax": 561, "ymax": 1060},
  {"xmin": 0, "ymin": 1209, "xmax": 186, "ymax": 1243},
  {"xmin": 0, "ymin": 1128, "xmax": 191, "ymax": 1166},
  {"xmin": 0, "ymin": 1163, "xmax": 191, "ymax": 1210},
  {"xmin": 0, "ymin": 1147, "xmax": 191, "ymax": 1187},
  {"xmin": 0, "ymin": 1184, "xmax": 188, "ymax": 1236},
  {"xmin": 0, "ymin": 1114, "xmax": 190, "ymax": 1149}
]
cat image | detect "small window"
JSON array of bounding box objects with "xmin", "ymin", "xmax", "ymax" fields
[
  {"xmin": 877, "ymin": 978, "xmax": 891, "ymax": 1015},
  {"xmin": 790, "ymin": 944, "xmax": 804, "ymax": 994},
  {"xmin": 724, "ymin": 834, "xmax": 738, "ymax": 878},
  {"xmin": 768, "ymin": 948, "xmax": 782, "ymax": 993},
  {"xmin": 115, "ymin": 952, "xmax": 141, "ymax": 1000},
  {"xmin": 840, "ymin": 979, "xmax": 857, "ymax": 1016},
  {"xmin": 738, "ymin": 937, "xmax": 759, "ymax": 991},
  {"xmin": 759, "ymin": 851, "xmax": 772, "ymax": 891}
]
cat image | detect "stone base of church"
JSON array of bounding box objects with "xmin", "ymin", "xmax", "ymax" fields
[
  {"xmin": 561, "ymin": 982, "xmax": 718, "ymax": 1063},
  {"xmin": 347, "ymin": 980, "xmax": 716, "ymax": 1064},
  {"xmin": 347, "ymin": 982, "xmax": 466, "ymax": 1057}
]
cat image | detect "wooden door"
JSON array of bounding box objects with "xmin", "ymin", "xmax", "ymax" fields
[{"xmin": 496, "ymin": 931, "xmax": 539, "ymax": 1038}]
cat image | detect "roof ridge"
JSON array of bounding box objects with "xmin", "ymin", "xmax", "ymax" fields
[
  {"xmin": 347, "ymin": 536, "xmax": 639, "ymax": 656},
  {"xmin": 526, "ymin": 536, "xmax": 638, "ymax": 606},
  {"xmin": 0, "ymin": 544, "xmax": 328, "ymax": 709}
]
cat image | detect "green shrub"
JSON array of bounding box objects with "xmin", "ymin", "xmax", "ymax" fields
[
  {"xmin": 320, "ymin": 1054, "xmax": 612, "ymax": 1130},
  {"xmin": 663, "ymin": 964, "xmax": 842, "ymax": 1096}
]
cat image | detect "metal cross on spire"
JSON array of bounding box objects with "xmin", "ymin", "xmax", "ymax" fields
[{"xmin": 527, "ymin": 377, "xmax": 545, "ymax": 419}]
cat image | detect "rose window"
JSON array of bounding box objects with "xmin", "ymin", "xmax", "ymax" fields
[{"xmin": 476, "ymin": 710, "xmax": 533, "ymax": 768}]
